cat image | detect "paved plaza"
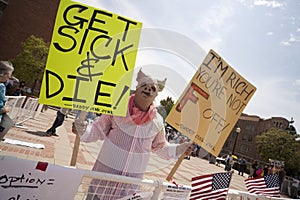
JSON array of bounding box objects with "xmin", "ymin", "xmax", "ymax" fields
[{"xmin": 0, "ymin": 108, "xmax": 290, "ymax": 198}]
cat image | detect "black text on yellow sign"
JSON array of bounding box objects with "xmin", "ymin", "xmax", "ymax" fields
[
  {"xmin": 39, "ymin": 0, "xmax": 142, "ymax": 116},
  {"xmin": 166, "ymin": 50, "xmax": 256, "ymax": 157}
]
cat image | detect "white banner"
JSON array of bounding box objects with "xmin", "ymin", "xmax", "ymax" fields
[{"xmin": 0, "ymin": 156, "xmax": 84, "ymax": 200}]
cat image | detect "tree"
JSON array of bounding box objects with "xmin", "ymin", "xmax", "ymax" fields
[
  {"xmin": 256, "ymin": 128, "xmax": 300, "ymax": 176},
  {"xmin": 157, "ymin": 96, "xmax": 175, "ymax": 119},
  {"xmin": 286, "ymin": 117, "xmax": 297, "ymax": 135},
  {"xmin": 12, "ymin": 35, "xmax": 49, "ymax": 95}
]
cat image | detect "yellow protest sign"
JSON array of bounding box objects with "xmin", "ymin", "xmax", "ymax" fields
[
  {"xmin": 166, "ymin": 49, "xmax": 256, "ymax": 157},
  {"xmin": 39, "ymin": 0, "xmax": 142, "ymax": 116}
]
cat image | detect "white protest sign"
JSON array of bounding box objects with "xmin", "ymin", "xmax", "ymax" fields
[
  {"xmin": 0, "ymin": 156, "xmax": 84, "ymax": 200},
  {"xmin": 162, "ymin": 185, "xmax": 191, "ymax": 199}
]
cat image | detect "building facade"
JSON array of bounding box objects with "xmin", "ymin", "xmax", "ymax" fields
[
  {"xmin": 222, "ymin": 113, "xmax": 291, "ymax": 163},
  {"xmin": 0, "ymin": 0, "xmax": 59, "ymax": 60},
  {"xmin": 0, "ymin": 0, "xmax": 9, "ymax": 17}
]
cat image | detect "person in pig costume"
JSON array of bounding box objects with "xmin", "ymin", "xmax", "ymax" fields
[{"xmin": 73, "ymin": 69, "xmax": 192, "ymax": 200}]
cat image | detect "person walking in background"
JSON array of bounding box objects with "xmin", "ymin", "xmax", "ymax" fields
[
  {"xmin": 224, "ymin": 153, "xmax": 233, "ymax": 172},
  {"xmin": 238, "ymin": 157, "xmax": 247, "ymax": 176},
  {"xmin": 249, "ymin": 160, "xmax": 258, "ymax": 178},
  {"xmin": 278, "ymin": 166, "xmax": 286, "ymax": 192},
  {"xmin": 0, "ymin": 61, "xmax": 15, "ymax": 133},
  {"xmin": 263, "ymin": 165, "xmax": 269, "ymax": 176},
  {"xmin": 46, "ymin": 108, "xmax": 69, "ymax": 136}
]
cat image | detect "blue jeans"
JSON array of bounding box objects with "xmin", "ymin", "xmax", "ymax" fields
[{"xmin": 47, "ymin": 111, "xmax": 65, "ymax": 134}]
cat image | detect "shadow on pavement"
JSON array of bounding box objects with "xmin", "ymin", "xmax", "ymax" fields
[{"xmin": 25, "ymin": 130, "xmax": 52, "ymax": 137}]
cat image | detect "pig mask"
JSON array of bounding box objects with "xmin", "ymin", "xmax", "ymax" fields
[{"xmin": 136, "ymin": 69, "xmax": 167, "ymax": 97}]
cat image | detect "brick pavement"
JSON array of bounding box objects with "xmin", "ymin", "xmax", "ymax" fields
[{"xmin": 0, "ymin": 108, "xmax": 291, "ymax": 198}]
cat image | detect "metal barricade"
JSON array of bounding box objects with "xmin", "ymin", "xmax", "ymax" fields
[
  {"xmin": 15, "ymin": 97, "xmax": 39, "ymax": 125},
  {"xmin": 74, "ymin": 170, "xmax": 191, "ymax": 200},
  {"xmin": 5, "ymin": 96, "xmax": 26, "ymax": 122},
  {"xmin": 5, "ymin": 96, "xmax": 41, "ymax": 126}
]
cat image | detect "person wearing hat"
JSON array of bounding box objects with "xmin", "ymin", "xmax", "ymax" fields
[
  {"xmin": 73, "ymin": 69, "xmax": 193, "ymax": 200},
  {"xmin": 0, "ymin": 61, "xmax": 15, "ymax": 133}
]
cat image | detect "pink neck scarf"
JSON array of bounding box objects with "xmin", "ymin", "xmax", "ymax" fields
[{"xmin": 128, "ymin": 95, "xmax": 157, "ymax": 125}]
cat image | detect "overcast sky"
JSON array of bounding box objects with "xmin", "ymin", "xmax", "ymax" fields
[{"xmin": 77, "ymin": 0, "xmax": 300, "ymax": 131}]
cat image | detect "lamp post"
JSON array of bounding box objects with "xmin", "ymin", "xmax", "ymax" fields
[{"xmin": 232, "ymin": 127, "xmax": 241, "ymax": 155}]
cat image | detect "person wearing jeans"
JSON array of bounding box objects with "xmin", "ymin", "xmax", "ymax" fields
[{"xmin": 46, "ymin": 108, "xmax": 69, "ymax": 136}]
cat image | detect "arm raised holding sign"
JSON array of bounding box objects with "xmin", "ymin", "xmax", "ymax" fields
[{"xmin": 72, "ymin": 69, "xmax": 193, "ymax": 200}]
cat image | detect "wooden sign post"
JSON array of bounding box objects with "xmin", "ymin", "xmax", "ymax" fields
[
  {"xmin": 70, "ymin": 111, "xmax": 87, "ymax": 166},
  {"xmin": 166, "ymin": 153, "xmax": 186, "ymax": 181}
]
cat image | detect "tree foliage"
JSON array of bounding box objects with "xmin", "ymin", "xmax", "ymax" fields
[
  {"xmin": 157, "ymin": 96, "xmax": 175, "ymax": 119},
  {"xmin": 256, "ymin": 128, "xmax": 300, "ymax": 176},
  {"xmin": 12, "ymin": 35, "xmax": 49, "ymax": 94},
  {"xmin": 286, "ymin": 124, "xmax": 297, "ymax": 135}
]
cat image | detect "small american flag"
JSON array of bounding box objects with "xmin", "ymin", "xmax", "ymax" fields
[
  {"xmin": 244, "ymin": 174, "xmax": 280, "ymax": 197},
  {"xmin": 190, "ymin": 172, "xmax": 232, "ymax": 200}
]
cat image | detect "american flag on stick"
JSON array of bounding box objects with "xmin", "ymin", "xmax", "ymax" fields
[
  {"xmin": 244, "ymin": 174, "xmax": 280, "ymax": 198},
  {"xmin": 190, "ymin": 172, "xmax": 232, "ymax": 200}
]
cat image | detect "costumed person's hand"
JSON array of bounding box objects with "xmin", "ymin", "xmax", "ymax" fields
[
  {"xmin": 176, "ymin": 142, "xmax": 194, "ymax": 157},
  {"xmin": 72, "ymin": 119, "xmax": 87, "ymax": 137}
]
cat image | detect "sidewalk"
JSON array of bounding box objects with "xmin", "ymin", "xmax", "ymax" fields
[{"xmin": 0, "ymin": 107, "xmax": 290, "ymax": 198}]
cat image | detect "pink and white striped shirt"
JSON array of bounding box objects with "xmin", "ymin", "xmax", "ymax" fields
[
  {"xmin": 81, "ymin": 95, "xmax": 178, "ymax": 174},
  {"xmin": 80, "ymin": 95, "xmax": 178, "ymax": 199}
]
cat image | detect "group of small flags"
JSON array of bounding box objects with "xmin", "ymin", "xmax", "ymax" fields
[{"xmin": 190, "ymin": 172, "xmax": 280, "ymax": 200}]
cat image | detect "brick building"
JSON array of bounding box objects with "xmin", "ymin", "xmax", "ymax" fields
[
  {"xmin": 0, "ymin": 0, "xmax": 59, "ymax": 60},
  {"xmin": 222, "ymin": 113, "xmax": 291, "ymax": 163}
]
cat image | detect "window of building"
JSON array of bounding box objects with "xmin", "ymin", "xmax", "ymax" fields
[
  {"xmin": 248, "ymin": 135, "xmax": 252, "ymax": 142},
  {"xmin": 241, "ymin": 145, "xmax": 250, "ymax": 154},
  {"xmin": 247, "ymin": 146, "xmax": 251, "ymax": 154},
  {"xmin": 273, "ymin": 121, "xmax": 284, "ymax": 128},
  {"xmin": 242, "ymin": 133, "xmax": 248, "ymax": 141},
  {"xmin": 245, "ymin": 124, "xmax": 251, "ymax": 130}
]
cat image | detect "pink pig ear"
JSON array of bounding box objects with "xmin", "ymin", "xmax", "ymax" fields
[
  {"xmin": 157, "ymin": 78, "xmax": 167, "ymax": 92},
  {"xmin": 136, "ymin": 68, "xmax": 154, "ymax": 88},
  {"xmin": 136, "ymin": 68, "xmax": 147, "ymax": 83},
  {"xmin": 136, "ymin": 68, "xmax": 167, "ymax": 92}
]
